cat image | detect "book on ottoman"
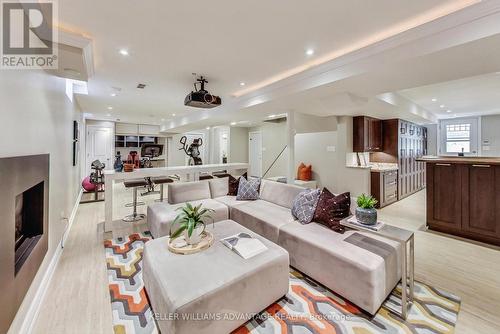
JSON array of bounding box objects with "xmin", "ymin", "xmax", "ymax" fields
[{"xmin": 220, "ymin": 232, "xmax": 267, "ymax": 259}]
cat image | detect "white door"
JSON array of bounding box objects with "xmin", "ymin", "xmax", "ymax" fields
[
  {"xmin": 248, "ymin": 131, "xmax": 262, "ymax": 177},
  {"xmin": 439, "ymin": 118, "xmax": 479, "ymax": 156},
  {"xmin": 86, "ymin": 126, "xmax": 113, "ymax": 175}
]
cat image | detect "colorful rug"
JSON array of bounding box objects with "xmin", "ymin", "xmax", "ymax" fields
[{"xmin": 104, "ymin": 232, "xmax": 461, "ymax": 334}]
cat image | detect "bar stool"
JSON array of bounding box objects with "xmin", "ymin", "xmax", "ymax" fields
[
  {"xmin": 123, "ymin": 179, "xmax": 148, "ymax": 222},
  {"xmin": 152, "ymin": 177, "xmax": 174, "ymax": 202},
  {"xmin": 199, "ymin": 174, "xmax": 213, "ymax": 180}
]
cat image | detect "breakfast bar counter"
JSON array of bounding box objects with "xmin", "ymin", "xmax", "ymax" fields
[
  {"xmin": 103, "ymin": 163, "xmax": 249, "ymax": 231},
  {"xmin": 418, "ymin": 156, "xmax": 500, "ymax": 246}
]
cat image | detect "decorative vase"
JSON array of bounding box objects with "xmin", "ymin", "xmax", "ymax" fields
[
  {"xmin": 114, "ymin": 152, "xmax": 123, "ymax": 172},
  {"xmin": 355, "ymin": 207, "xmax": 378, "ymax": 225},
  {"xmin": 184, "ymin": 226, "xmax": 204, "ymax": 245}
]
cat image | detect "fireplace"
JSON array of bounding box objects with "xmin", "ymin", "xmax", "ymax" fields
[
  {"xmin": 15, "ymin": 181, "xmax": 45, "ymax": 275},
  {"xmin": 0, "ymin": 155, "xmax": 49, "ymax": 333}
]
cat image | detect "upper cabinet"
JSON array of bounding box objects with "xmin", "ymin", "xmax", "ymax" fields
[
  {"xmin": 353, "ymin": 116, "xmax": 382, "ymax": 152},
  {"xmin": 116, "ymin": 123, "xmax": 160, "ymax": 136},
  {"xmin": 138, "ymin": 124, "xmax": 160, "ymax": 136},
  {"xmin": 116, "ymin": 123, "xmax": 138, "ymax": 135}
]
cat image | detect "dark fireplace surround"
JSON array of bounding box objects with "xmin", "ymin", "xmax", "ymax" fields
[{"xmin": 0, "ymin": 155, "xmax": 49, "ymax": 333}]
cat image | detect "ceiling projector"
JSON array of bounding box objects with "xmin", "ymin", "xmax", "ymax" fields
[{"xmin": 184, "ymin": 76, "xmax": 222, "ymax": 108}]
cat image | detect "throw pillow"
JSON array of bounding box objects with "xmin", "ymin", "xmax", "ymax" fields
[
  {"xmin": 236, "ymin": 177, "xmax": 261, "ymax": 200},
  {"xmin": 291, "ymin": 188, "xmax": 321, "ymax": 224},
  {"xmin": 227, "ymin": 172, "xmax": 247, "ymax": 196},
  {"xmin": 298, "ymin": 164, "xmax": 312, "ymax": 181},
  {"xmin": 297, "ymin": 162, "xmax": 306, "ymax": 179},
  {"xmin": 313, "ymin": 188, "xmax": 351, "ymax": 233}
]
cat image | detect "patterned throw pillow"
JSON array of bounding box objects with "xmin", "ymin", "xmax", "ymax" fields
[
  {"xmin": 291, "ymin": 188, "xmax": 321, "ymax": 224},
  {"xmin": 313, "ymin": 188, "xmax": 351, "ymax": 233},
  {"xmin": 236, "ymin": 177, "xmax": 261, "ymax": 200},
  {"xmin": 227, "ymin": 173, "xmax": 247, "ymax": 196}
]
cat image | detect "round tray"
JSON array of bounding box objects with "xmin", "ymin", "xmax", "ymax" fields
[{"xmin": 168, "ymin": 231, "xmax": 214, "ymax": 255}]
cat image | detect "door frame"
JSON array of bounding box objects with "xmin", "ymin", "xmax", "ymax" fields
[
  {"xmin": 248, "ymin": 131, "xmax": 262, "ymax": 177},
  {"xmin": 85, "ymin": 125, "xmax": 114, "ymax": 175}
]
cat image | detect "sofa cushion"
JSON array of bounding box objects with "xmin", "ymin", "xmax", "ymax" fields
[
  {"xmin": 277, "ymin": 221, "xmax": 401, "ymax": 314},
  {"xmin": 236, "ymin": 177, "xmax": 260, "ymax": 200},
  {"xmin": 259, "ymin": 179, "xmax": 304, "ymax": 209},
  {"xmin": 291, "ymin": 188, "xmax": 321, "ymax": 224},
  {"xmin": 313, "ymin": 188, "xmax": 350, "ymax": 233},
  {"xmin": 147, "ymin": 199, "xmax": 228, "ymax": 238},
  {"xmin": 208, "ymin": 177, "xmax": 229, "ymax": 198},
  {"xmin": 230, "ymin": 200, "xmax": 295, "ymax": 243},
  {"xmin": 167, "ymin": 180, "xmax": 211, "ymax": 204},
  {"xmin": 227, "ymin": 173, "xmax": 247, "ymax": 196},
  {"xmin": 214, "ymin": 195, "xmax": 248, "ymax": 209}
]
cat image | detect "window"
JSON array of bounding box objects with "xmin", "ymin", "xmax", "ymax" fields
[
  {"xmin": 439, "ymin": 118, "xmax": 478, "ymax": 156},
  {"xmin": 445, "ymin": 123, "xmax": 471, "ymax": 153}
]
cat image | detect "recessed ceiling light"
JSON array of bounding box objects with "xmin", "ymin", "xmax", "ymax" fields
[
  {"xmin": 206, "ymin": 126, "xmax": 210, "ymax": 130},
  {"xmin": 230, "ymin": 122, "xmax": 237, "ymax": 126},
  {"xmin": 172, "ymin": 113, "xmax": 176, "ymax": 117},
  {"xmin": 239, "ymin": 82, "xmax": 246, "ymax": 86},
  {"xmin": 119, "ymin": 49, "xmax": 129, "ymax": 56},
  {"xmin": 305, "ymin": 49, "xmax": 314, "ymax": 56},
  {"xmin": 447, "ymin": 110, "xmax": 452, "ymax": 113},
  {"xmin": 107, "ymin": 106, "xmax": 113, "ymax": 110},
  {"xmin": 431, "ymin": 98, "xmax": 437, "ymax": 102},
  {"xmin": 440, "ymin": 104, "xmax": 445, "ymax": 108},
  {"xmin": 110, "ymin": 93, "xmax": 117, "ymax": 97}
]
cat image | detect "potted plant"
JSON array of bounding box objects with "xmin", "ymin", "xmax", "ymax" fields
[
  {"xmin": 355, "ymin": 194, "xmax": 378, "ymax": 225},
  {"xmin": 170, "ymin": 203, "xmax": 215, "ymax": 245}
]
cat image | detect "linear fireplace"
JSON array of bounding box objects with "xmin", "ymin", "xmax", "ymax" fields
[{"xmin": 0, "ymin": 155, "xmax": 49, "ymax": 333}]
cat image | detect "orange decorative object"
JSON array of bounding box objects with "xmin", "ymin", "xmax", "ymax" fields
[
  {"xmin": 297, "ymin": 163, "xmax": 312, "ymax": 181},
  {"xmin": 123, "ymin": 163, "xmax": 135, "ymax": 172}
]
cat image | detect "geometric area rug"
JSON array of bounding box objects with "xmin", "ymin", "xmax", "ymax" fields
[{"xmin": 104, "ymin": 232, "xmax": 461, "ymax": 334}]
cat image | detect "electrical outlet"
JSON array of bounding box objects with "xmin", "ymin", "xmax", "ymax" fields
[{"xmin": 326, "ymin": 146, "xmax": 336, "ymax": 152}]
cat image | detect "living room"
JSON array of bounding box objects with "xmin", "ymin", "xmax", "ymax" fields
[{"xmin": 1, "ymin": 1, "xmax": 500, "ymax": 334}]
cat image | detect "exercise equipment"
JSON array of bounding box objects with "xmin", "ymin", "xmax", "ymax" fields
[
  {"xmin": 179, "ymin": 136, "xmax": 203, "ymax": 165},
  {"xmin": 81, "ymin": 160, "xmax": 105, "ymax": 204}
]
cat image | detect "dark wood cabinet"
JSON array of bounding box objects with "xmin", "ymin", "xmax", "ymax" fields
[
  {"xmin": 353, "ymin": 116, "xmax": 382, "ymax": 152},
  {"xmin": 426, "ymin": 163, "xmax": 463, "ymax": 231},
  {"xmin": 425, "ymin": 160, "xmax": 500, "ymax": 246},
  {"xmin": 371, "ymin": 170, "xmax": 398, "ymax": 208}
]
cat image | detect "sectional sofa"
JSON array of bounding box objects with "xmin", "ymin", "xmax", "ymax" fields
[{"xmin": 147, "ymin": 177, "xmax": 402, "ymax": 315}]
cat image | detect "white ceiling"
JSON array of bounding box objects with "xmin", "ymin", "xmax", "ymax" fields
[
  {"xmin": 399, "ymin": 72, "xmax": 500, "ymax": 119},
  {"xmin": 58, "ymin": 0, "xmax": 481, "ymax": 125}
]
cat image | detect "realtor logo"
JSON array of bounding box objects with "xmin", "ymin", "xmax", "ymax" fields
[{"xmin": 1, "ymin": 0, "xmax": 58, "ymax": 69}]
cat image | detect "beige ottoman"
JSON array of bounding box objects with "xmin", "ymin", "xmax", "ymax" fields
[{"xmin": 143, "ymin": 219, "xmax": 289, "ymax": 334}]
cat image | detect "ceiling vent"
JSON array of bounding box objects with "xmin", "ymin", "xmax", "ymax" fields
[{"xmin": 137, "ymin": 83, "xmax": 146, "ymax": 89}]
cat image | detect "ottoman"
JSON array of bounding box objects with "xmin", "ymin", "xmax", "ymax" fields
[
  {"xmin": 143, "ymin": 219, "xmax": 290, "ymax": 334},
  {"xmin": 147, "ymin": 199, "xmax": 229, "ymax": 238}
]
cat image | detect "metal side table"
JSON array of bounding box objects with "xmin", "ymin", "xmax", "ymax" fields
[{"xmin": 340, "ymin": 217, "xmax": 415, "ymax": 319}]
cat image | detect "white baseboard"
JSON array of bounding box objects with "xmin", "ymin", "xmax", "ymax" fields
[{"xmin": 13, "ymin": 189, "xmax": 82, "ymax": 334}]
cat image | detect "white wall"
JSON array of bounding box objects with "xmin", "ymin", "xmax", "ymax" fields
[
  {"xmin": 425, "ymin": 124, "xmax": 438, "ymax": 156},
  {"xmin": 229, "ymin": 127, "xmax": 249, "ymax": 164},
  {"xmin": 249, "ymin": 122, "xmax": 287, "ymax": 177},
  {"xmin": 481, "ymin": 115, "xmax": 500, "ymax": 156},
  {"xmin": 294, "ymin": 116, "xmax": 370, "ymax": 196},
  {"xmin": 0, "ymin": 71, "xmax": 82, "ymax": 333}
]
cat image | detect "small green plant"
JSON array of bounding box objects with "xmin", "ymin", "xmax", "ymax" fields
[
  {"xmin": 356, "ymin": 193, "xmax": 378, "ymax": 209},
  {"xmin": 170, "ymin": 203, "xmax": 215, "ymax": 240}
]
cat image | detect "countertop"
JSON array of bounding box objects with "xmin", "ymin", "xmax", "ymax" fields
[
  {"xmin": 417, "ymin": 156, "xmax": 500, "ymax": 165},
  {"xmin": 346, "ymin": 163, "xmax": 398, "ymax": 172}
]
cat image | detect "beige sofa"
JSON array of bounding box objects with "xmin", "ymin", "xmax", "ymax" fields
[{"xmin": 147, "ymin": 177, "xmax": 401, "ymax": 315}]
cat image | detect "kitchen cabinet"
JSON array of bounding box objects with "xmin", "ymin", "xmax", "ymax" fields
[
  {"xmin": 353, "ymin": 116, "xmax": 382, "ymax": 152},
  {"xmin": 422, "ymin": 157, "xmax": 500, "ymax": 246},
  {"xmin": 139, "ymin": 124, "xmax": 160, "ymax": 135},
  {"xmin": 116, "ymin": 122, "xmax": 138, "ymax": 135},
  {"xmin": 371, "ymin": 170, "xmax": 398, "ymax": 208}
]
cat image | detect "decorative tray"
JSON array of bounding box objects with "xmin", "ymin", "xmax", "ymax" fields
[{"xmin": 167, "ymin": 231, "xmax": 214, "ymax": 255}]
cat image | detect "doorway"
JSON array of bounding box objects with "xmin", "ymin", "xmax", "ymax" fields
[
  {"xmin": 86, "ymin": 125, "xmax": 113, "ymax": 175},
  {"xmin": 248, "ymin": 131, "xmax": 262, "ymax": 177}
]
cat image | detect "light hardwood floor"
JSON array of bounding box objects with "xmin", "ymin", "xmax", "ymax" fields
[{"xmin": 33, "ymin": 185, "xmax": 500, "ymax": 333}]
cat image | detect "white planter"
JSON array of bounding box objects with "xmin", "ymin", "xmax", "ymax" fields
[{"xmin": 184, "ymin": 225, "xmax": 204, "ymax": 245}]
